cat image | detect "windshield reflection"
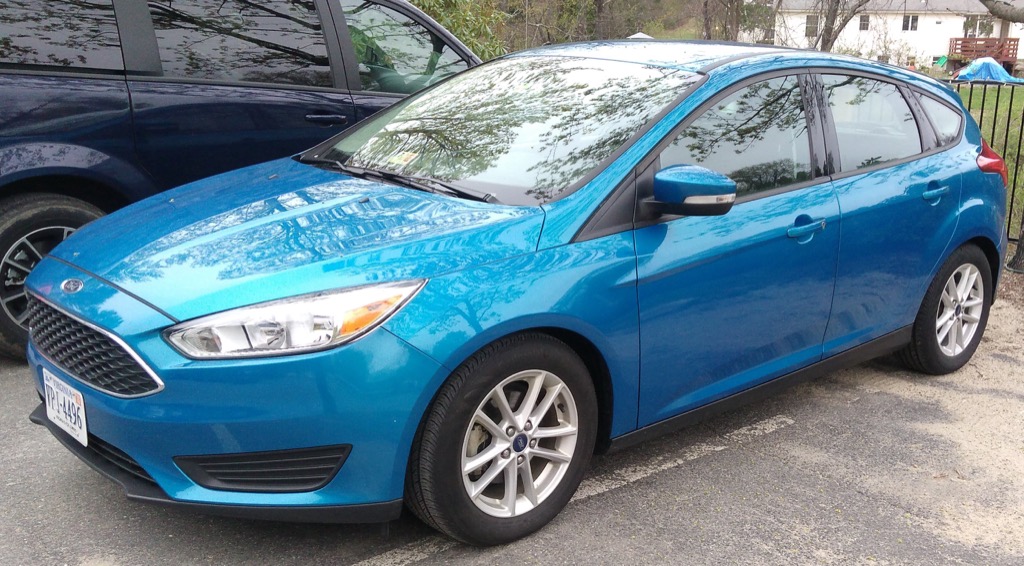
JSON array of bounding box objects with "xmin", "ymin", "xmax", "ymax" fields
[{"xmin": 325, "ymin": 56, "xmax": 699, "ymax": 205}]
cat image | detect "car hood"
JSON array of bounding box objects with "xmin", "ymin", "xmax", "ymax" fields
[{"xmin": 52, "ymin": 158, "xmax": 544, "ymax": 322}]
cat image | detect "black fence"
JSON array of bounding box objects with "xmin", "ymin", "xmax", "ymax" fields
[{"xmin": 948, "ymin": 81, "xmax": 1024, "ymax": 271}]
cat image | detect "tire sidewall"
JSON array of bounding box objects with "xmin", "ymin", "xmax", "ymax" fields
[
  {"xmin": 914, "ymin": 245, "xmax": 992, "ymax": 374},
  {"xmin": 424, "ymin": 336, "xmax": 598, "ymax": 546},
  {"xmin": 0, "ymin": 196, "xmax": 103, "ymax": 358}
]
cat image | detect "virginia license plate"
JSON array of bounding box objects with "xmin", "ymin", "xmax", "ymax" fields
[{"xmin": 43, "ymin": 368, "xmax": 88, "ymax": 447}]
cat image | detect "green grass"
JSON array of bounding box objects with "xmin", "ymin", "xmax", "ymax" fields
[{"xmin": 952, "ymin": 83, "xmax": 1024, "ymax": 240}]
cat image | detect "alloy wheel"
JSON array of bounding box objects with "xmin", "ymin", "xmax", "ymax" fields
[
  {"xmin": 935, "ymin": 263, "xmax": 985, "ymax": 357},
  {"xmin": 1, "ymin": 226, "xmax": 75, "ymax": 328},
  {"xmin": 461, "ymin": 369, "xmax": 579, "ymax": 518}
]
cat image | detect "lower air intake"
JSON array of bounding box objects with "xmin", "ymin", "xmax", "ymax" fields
[{"xmin": 174, "ymin": 445, "xmax": 351, "ymax": 493}]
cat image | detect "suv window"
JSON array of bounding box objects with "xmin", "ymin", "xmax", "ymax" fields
[
  {"xmin": 148, "ymin": 0, "xmax": 331, "ymax": 87},
  {"xmin": 822, "ymin": 75, "xmax": 921, "ymax": 171},
  {"xmin": 0, "ymin": 0, "xmax": 122, "ymax": 70},
  {"xmin": 338, "ymin": 0, "xmax": 469, "ymax": 94},
  {"xmin": 659, "ymin": 75, "xmax": 813, "ymax": 198},
  {"xmin": 916, "ymin": 93, "xmax": 963, "ymax": 147}
]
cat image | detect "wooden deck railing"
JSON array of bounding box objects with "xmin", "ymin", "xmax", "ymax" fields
[{"xmin": 948, "ymin": 37, "xmax": 1019, "ymax": 63}]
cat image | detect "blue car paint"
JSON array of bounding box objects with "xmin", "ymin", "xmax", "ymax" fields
[
  {"xmin": 635, "ymin": 181, "xmax": 841, "ymax": 424},
  {"xmin": 652, "ymin": 164, "xmax": 737, "ymax": 205},
  {"xmin": 50, "ymin": 159, "xmax": 544, "ymax": 322},
  {"xmin": 25, "ymin": 43, "xmax": 1007, "ymax": 514}
]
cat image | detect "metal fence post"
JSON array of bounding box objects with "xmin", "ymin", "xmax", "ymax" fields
[{"xmin": 1009, "ymin": 227, "xmax": 1024, "ymax": 273}]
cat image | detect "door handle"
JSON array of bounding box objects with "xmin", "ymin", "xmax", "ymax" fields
[
  {"xmin": 922, "ymin": 185, "xmax": 951, "ymax": 200},
  {"xmin": 304, "ymin": 114, "xmax": 349, "ymax": 125},
  {"xmin": 787, "ymin": 219, "xmax": 827, "ymax": 239}
]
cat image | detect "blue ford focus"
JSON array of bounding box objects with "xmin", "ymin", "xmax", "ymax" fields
[{"xmin": 26, "ymin": 41, "xmax": 1007, "ymax": 545}]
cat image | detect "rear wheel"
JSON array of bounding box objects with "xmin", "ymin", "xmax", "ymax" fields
[
  {"xmin": 900, "ymin": 244, "xmax": 992, "ymax": 375},
  {"xmin": 0, "ymin": 193, "xmax": 104, "ymax": 360},
  {"xmin": 406, "ymin": 333, "xmax": 597, "ymax": 546}
]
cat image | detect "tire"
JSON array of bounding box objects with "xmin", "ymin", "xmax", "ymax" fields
[
  {"xmin": 899, "ymin": 244, "xmax": 992, "ymax": 375},
  {"xmin": 406, "ymin": 333, "xmax": 598, "ymax": 546},
  {"xmin": 0, "ymin": 193, "xmax": 104, "ymax": 360}
]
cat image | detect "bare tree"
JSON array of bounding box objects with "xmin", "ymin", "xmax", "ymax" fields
[
  {"xmin": 977, "ymin": 0, "xmax": 1024, "ymax": 23},
  {"xmin": 809, "ymin": 0, "xmax": 872, "ymax": 52}
]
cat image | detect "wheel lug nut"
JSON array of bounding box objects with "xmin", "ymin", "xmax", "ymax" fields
[
  {"xmin": 506, "ymin": 426, "xmax": 515, "ymax": 437},
  {"xmin": 516, "ymin": 455, "xmax": 525, "ymax": 465},
  {"xmin": 501, "ymin": 449, "xmax": 511, "ymax": 459},
  {"xmin": 529, "ymin": 439, "xmax": 537, "ymax": 448},
  {"xmin": 524, "ymin": 421, "xmax": 533, "ymax": 431}
]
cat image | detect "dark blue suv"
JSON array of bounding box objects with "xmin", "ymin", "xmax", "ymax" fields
[{"xmin": 0, "ymin": 0, "xmax": 479, "ymax": 358}]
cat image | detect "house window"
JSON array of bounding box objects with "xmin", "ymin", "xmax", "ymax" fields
[
  {"xmin": 806, "ymin": 15, "xmax": 819, "ymax": 37},
  {"xmin": 902, "ymin": 15, "xmax": 918, "ymax": 31},
  {"xmin": 877, "ymin": 55, "xmax": 890, "ymax": 63},
  {"xmin": 860, "ymin": 15, "xmax": 870, "ymax": 31}
]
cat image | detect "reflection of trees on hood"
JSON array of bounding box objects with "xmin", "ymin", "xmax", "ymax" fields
[{"xmin": 344, "ymin": 56, "xmax": 697, "ymax": 203}]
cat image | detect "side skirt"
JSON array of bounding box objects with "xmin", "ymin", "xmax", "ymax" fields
[{"xmin": 605, "ymin": 326, "xmax": 912, "ymax": 453}]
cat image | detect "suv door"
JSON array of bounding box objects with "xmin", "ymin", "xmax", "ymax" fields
[
  {"xmin": 330, "ymin": 0, "xmax": 477, "ymax": 120},
  {"xmin": 815, "ymin": 74, "xmax": 963, "ymax": 356},
  {"xmin": 124, "ymin": 0, "xmax": 356, "ymax": 191},
  {"xmin": 634, "ymin": 74, "xmax": 841, "ymax": 426}
]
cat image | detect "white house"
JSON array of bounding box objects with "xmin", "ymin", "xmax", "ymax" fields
[{"xmin": 743, "ymin": 0, "xmax": 1024, "ymax": 69}]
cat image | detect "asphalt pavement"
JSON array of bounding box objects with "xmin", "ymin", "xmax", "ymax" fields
[{"xmin": 2, "ymin": 278, "xmax": 1022, "ymax": 565}]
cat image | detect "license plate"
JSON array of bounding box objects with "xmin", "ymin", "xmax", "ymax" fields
[{"xmin": 43, "ymin": 368, "xmax": 88, "ymax": 447}]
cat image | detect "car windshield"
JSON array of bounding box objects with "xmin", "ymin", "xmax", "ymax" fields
[{"xmin": 320, "ymin": 54, "xmax": 700, "ymax": 205}]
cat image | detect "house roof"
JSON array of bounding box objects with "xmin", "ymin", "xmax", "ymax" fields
[{"xmin": 778, "ymin": 0, "xmax": 1002, "ymax": 15}]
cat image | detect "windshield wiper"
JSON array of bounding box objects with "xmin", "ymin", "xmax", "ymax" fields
[
  {"xmin": 372, "ymin": 171, "xmax": 500, "ymax": 204},
  {"xmin": 297, "ymin": 155, "xmax": 499, "ymax": 204}
]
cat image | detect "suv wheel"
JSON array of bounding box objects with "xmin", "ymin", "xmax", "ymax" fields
[{"xmin": 0, "ymin": 193, "xmax": 104, "ymax": 360}]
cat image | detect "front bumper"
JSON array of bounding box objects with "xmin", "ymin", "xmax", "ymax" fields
[
  {"xmin": 26, "ymin": 258, "xmax": 449, "ymax": 521},
  {"xmin": 29, "ymin": 404, "xmax": 402, "ymax": 523}
]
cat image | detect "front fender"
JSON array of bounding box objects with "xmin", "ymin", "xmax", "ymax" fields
[
  {"xmin": 0, "ymin": 142, "xmax": 157, "ymax": 201},
  {"xmin": 385, "ymin": 232, "xmax": 641, "ymax": 438}
]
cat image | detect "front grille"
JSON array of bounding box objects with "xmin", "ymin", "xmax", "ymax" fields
[
  {"xmin": 175, "ymin": 445, "xmax": 352, "ymax": 493},
  {"xmin": 27, "ymin": 297, "xmax": 160, "ymax": 397},
  {"xmin": 89, "ymin": 434, "xmax": 156, "ymax": 484}
]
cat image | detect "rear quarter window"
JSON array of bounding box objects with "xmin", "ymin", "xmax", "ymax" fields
[
  {"xmin": 916, "ymin": 93, "xmax": 964, "ymax": 147},
  {"xmin": 0, "ymin": 0, "xmax": 123, "ymax": 70}
]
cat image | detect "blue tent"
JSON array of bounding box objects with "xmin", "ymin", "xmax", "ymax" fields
[{"xmin": 956, "ymin": 57, "xmax": 1023, "ymax": 83}]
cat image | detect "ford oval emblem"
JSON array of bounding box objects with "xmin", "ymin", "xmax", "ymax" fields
[{"xmin": 61, "ymin": 279, "xmax": 84, "ymax": 294}]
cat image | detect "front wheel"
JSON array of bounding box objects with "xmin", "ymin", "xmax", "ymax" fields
[
  {"xmin": 0, "ymin": 193, "xmax": 104, "ymax": 360},
  {"xmin": 406, "ymin": 333, "xmax": 597, "ymax": 546},
  {"xmin": 900, "ymin": 244, "xmax": 992, "ymax": 375}
]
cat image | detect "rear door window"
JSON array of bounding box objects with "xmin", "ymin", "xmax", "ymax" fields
[
  {"xmin": 147, "ymin": 0, "xmax": 332, "ymax": 87},
  {"xmin": 337, "ymin": 0, "xmax": 469, "ymax": 94},
  {"xmin": 822, "ymin": 75, "xmax": 922, "ymax": 171},
  {"xmin": 0, "ymin": 0, "xmax": 123, "ymax": 70}
]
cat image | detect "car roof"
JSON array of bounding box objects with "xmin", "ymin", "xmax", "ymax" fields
[
  {"xmin": 509, "ymin": 40, "xmax": 791, "ymax": 73},
  {"xmin": 508, "ymin": 39, "xmax": 960, "ymax": 104}
]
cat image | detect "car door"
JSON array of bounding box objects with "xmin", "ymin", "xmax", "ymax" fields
[
  {"xmin": 124, "ymin": 0, "xmax": 357, "ymax": 191},
  {"xmin": 815, "ymin": 73, "xmax": 963, "ymax": 356},
  {"xmin": 634, "ymin": 74, "xmax": 841, "ymax": 426},
  {"xmin": 329, "ymin": 0, "xmax": 476, "ymax": 121}
]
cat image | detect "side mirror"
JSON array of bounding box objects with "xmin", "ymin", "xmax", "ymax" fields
[{"xmin": 649, "ymin": 164, "xmax": 737, "ymax": 217}]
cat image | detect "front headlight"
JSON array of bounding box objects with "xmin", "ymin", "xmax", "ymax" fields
[{"xmin": 164, "ymin": 280, "xmax": 425, "ymax": 359}]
